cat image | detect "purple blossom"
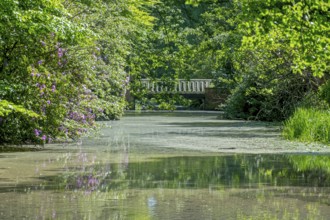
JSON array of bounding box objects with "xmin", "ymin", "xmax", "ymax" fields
[
  {"xmin": 51, "ymin": 84, "xmax": 56, "ymax": 92},
  {"xmin": 34, "ymin": 129, "xmax": 41, "ymax": 136},
  {"xmin": 58, "ymin": 48, "xmax": 63, "ymax": 58},
  {"xmin": 37, "ymin": 60, "xmax": 43, "ymax": 65},
  {"xmin": 87, "ymin": 176, "xmax": 99, "ymax": 187},
  {"xmin": 47, "ymin": 100, "xmax": 51, "ymax": 105},
  {"xmin": 41, "ymin": 135, "xmax": 47, "ymax": 141},
  {"xmin": 40, "ymin": 41, "xmax": 46, "ymax": 46},
  {"xmin": 36, "ymin": 73, "xmax": 41, "ymax": 77}
]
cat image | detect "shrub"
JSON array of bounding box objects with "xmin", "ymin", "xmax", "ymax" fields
[{"xmin": 223, "ymin": 72, "xmax": 311, "ymax": 121}]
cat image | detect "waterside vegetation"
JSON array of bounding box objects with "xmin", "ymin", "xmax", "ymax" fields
[{"xmin": 0, "ymin": 0, "xmax": 329, "ymax": 145}]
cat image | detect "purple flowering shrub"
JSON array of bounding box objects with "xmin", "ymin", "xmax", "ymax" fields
[{"xmin": 0, "ymin": 0, "xmax": 128, "ymax": 144}]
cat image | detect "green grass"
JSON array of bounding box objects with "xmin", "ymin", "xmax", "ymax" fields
[{"xmin": 283, "ymin": 108, "xmax": 330, "ymax": 144}]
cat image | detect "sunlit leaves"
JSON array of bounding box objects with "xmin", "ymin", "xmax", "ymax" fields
[
  {"xmin": 238, "ymin": 0, "xmax": 329, "ymax": 77},
  {"xmin": 0, "ymin": 100, "xmax": 40, "ymax": 118}
]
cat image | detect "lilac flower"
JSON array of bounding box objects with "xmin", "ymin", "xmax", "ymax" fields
[
  {"xmin": 34, "ymin": 129, "xmax": 41, "ymax": 136},
  {"xmin": 87, "ymin": 176, "xmax": 99, "ymax": 187},
  {"xmin": 41, "ymin": 135, "xmax": 47, "ymax": 141},
  {"xmin": 47, "ymin": 100, "xmax": 51, "ymax": 105},
  {"xmin": 40, "ymin": 41, "xmax": 46, "ymax": 46},
  {"xmin": 37, "ymin": 60, "xmax": 43, "ymax": 65},
  {"xmin": 58, "ymin": 48, "xmax": 63, "ymax": 58},
  {"xmin": 36, "ymin": 73, "xmax": 41, "ymax": 77},
  {"xmin": 51, "ymin": 84, "xmax": 56, "ymax": 92}
]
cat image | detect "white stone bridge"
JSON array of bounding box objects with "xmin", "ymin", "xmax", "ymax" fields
[
  {"xmin": 127, "ymin": 79, "xmax": 222, "ymax": 110},
  {"xmin": 140, "ymin": 79, "xmax": 212, "ymax": 94}
]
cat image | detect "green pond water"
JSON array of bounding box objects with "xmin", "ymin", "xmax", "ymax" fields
[{"xmin": 0, "ymin": 112, "xmax": 330, "ymax": 219}]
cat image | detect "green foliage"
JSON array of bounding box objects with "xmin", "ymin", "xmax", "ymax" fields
[
  {"xmin": 0, "ymin": 0, "xmax": 156, "ymax": 144},
  {"xmin": 283, "ymin": 108, "xmax": 330, "ymax": 144},
  {"xmin": 0, "ymin": 100, "xmax": 41, "ymax": 144},
  {"xmin": 1, "ymin": 0, "xmax": 328, "ymax": 144},
  {"xmin": 182, "ymin": 0, "xmax": 329, "ymax": 122},
  {"xmin": 239, "ymin": 0, "xmax": 330, "ymax": 77},
  {"xmin": 0, "ymin": 100, "xmax": 39, "ymax": 118},
  {"xmin": 223, "ymin": 50, "xmax": 323, "ymax": 121}
]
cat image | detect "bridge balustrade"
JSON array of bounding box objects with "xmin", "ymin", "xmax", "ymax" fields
[{"xmin": 140, "ymin": 79, "xmax": 212, "ymax": 94}]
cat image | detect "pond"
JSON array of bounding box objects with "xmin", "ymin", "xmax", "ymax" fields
[{"xmin": 0, "ymin": 112, "xmax": 330, "ymax": 219}]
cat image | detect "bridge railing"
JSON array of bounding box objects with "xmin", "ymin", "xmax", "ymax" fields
[{"xmin": 140, "ymin": 79, "xmax": 212, "ymax": 94}]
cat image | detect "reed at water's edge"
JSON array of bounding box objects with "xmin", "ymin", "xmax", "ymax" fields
[{"xmin": 283, "ymin": 108, "xmax": 330, "ymax": 145}]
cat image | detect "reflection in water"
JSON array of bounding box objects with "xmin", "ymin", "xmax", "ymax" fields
[
  {"xmin": 0, "ymin": 112, "xmax": 330, "ymax": 219},
  {"xmin": 1, "ymin": 152, "xmax": 330, "ymax": 219},
  {"xmin": 43, "ymin": 154, "xmax": 330, "ymax": 191}
]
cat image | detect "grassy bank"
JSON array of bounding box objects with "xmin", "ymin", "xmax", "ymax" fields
[{"xmin": 283, "ymin": 108, "xmax": 330, "ymax": 144}]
